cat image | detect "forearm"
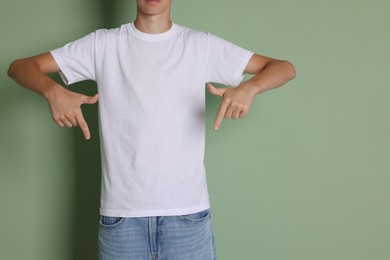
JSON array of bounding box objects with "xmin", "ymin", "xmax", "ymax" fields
[
  {"xmin": 7, "ymin": 59, "xmax": 61, "ymax": 100},
  {"xmin": 241, "ymin": 60, "xmax": 296, "ymax": 95}
]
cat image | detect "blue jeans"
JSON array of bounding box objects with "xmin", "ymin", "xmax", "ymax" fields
[{"xmin": 98, "ymin": 208, "xmax": 217, "ymax": 260}]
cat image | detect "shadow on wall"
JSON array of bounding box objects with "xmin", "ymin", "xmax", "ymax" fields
[
  {"xmin": 70, "ymin": 1, "xmax": 135, "ymax": 259},
  {"xmin": 70, "ymin": 80, "xmax": 101, "ymax": 260}
]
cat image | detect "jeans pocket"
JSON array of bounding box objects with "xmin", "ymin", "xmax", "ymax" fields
[
  {"xmin": 99, "ymin": 215, "xmax": 125, "ymax": 228},
  {"xmin": 177, "ymin": 209, "xmax": 210, "ymax": 223}
]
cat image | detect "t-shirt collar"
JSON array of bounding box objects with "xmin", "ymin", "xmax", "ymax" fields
[{"xmin": 129, "ymin": 21, "xmax": 178, "ymax": 42}]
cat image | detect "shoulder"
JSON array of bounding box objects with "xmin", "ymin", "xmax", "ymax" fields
[
  {"xmin": 175, "ymin": 23, "xmax": 233, "ymax": 47},
  {"xmin": 92, "ymin": 23, "xmax": 130, "ymax": 40},
  {"xmin": 174, "ymin": 23, "xmax": 211, "ymax": 41}
]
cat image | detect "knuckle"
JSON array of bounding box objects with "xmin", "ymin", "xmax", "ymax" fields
[
  {"xmin": 224, "ymin": 98, "xmax": 232, "ymax": 104},
  {"xmin": 241, "ymin": 106, "xmax": 249, "ymax": 112},
  {"xmin": 65, "ymin": 113, "xmax": 72, "ymax": 119}
]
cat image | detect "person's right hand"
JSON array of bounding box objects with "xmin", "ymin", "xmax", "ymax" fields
[{"xmin": 44, "ymin": 84, "xmax": 99, "ymax": 140}]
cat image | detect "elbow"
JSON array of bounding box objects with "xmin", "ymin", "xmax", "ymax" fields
[
  {"xmin": 282, "ymin": 60, "xmax": 296, "ymax": 80},
  {"xmin": 7, "ymin": 59, "xmax": 21, "ymax": 79}
]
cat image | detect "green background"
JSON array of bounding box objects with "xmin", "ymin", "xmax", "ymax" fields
[{"xmin": 1, "ymin": 0, "xmax": 389, "ymax": 259}]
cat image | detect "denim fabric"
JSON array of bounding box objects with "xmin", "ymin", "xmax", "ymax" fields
[{"xmin": 98, "ymin": 208, "xmax": 217, "ymax": 260}]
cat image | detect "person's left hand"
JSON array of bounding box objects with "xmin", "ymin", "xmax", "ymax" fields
[{"xmin": 207, "ymin": 82, "xmax": 256, "ymax": 131}]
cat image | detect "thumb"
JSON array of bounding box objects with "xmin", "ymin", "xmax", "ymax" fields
[
  {"xmin": 82, "ymin": 93, "xmax": 99, "ymax": 105},
  {"xmin": 207, "ymin": 83, "xmax": 226, "ymax": 97}
]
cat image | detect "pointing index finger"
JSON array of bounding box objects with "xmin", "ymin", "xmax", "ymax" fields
[
  {"xmin": 214, "ymin": 101, "xmax": 228, "ymax": 131},
  {"xmin": 76, "ymin": 113, "xmax": 91, "ymax": 140}
]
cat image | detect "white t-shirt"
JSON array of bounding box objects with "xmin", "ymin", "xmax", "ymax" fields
[{"xmin": 50, "ymin": 21, "xmax": 254, "ymax": 217}]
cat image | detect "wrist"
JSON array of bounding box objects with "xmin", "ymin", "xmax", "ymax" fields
[
  {"xmin": 43, "ymin": 83, "xmax": 63, "ymax": 101},
  {"xmin": 239, "ymin": 81, "xmax": 260, "ymax": 96}
]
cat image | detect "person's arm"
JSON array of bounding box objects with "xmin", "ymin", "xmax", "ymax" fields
[
  {"xmin": 207, "ymin": 53, "xmax": 296, "ymax": 130},
  {"xmin": 7, "ymin": 52, "xmax": 98, "ymax": 140},
  {"xmin": 241, "ymin": 53, "xmax": 296, "ymax": 95}
]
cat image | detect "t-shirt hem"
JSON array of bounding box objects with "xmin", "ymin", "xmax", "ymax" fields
[{"xmin": 99, "ymin": 203, "xmax": 211, "ymax": 218}]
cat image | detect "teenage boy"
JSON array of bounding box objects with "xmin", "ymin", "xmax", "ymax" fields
[{"xmin": 8, "ymin": 0, "xmax": 296, "ymax": 259}]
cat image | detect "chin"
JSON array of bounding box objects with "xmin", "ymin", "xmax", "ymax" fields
[{"xmin": 137, "ymin": 0, "xmax": 171, "ymax": 15}]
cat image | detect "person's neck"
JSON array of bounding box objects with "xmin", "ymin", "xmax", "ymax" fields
[{"xmin": 134, "ymin": 15, "xmax": 172, "ymax": 34}]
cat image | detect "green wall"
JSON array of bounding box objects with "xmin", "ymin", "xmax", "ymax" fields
[{"xmin": 1, "ymin": 0, "xmax": 389, "ymax": 259}]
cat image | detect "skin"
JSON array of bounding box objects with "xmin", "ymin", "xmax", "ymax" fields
[{"xmin": 7, "ymin": 0, "xmax": 296, "ymax": 139}]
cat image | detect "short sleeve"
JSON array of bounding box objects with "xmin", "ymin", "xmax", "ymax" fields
[
  {"xmin": 206, "ymin": 33, "xmax": 254, "ymax": 87},
  {"xmin": 50, "ymin": 31, "xmax": 96, "ymax": 85}
]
